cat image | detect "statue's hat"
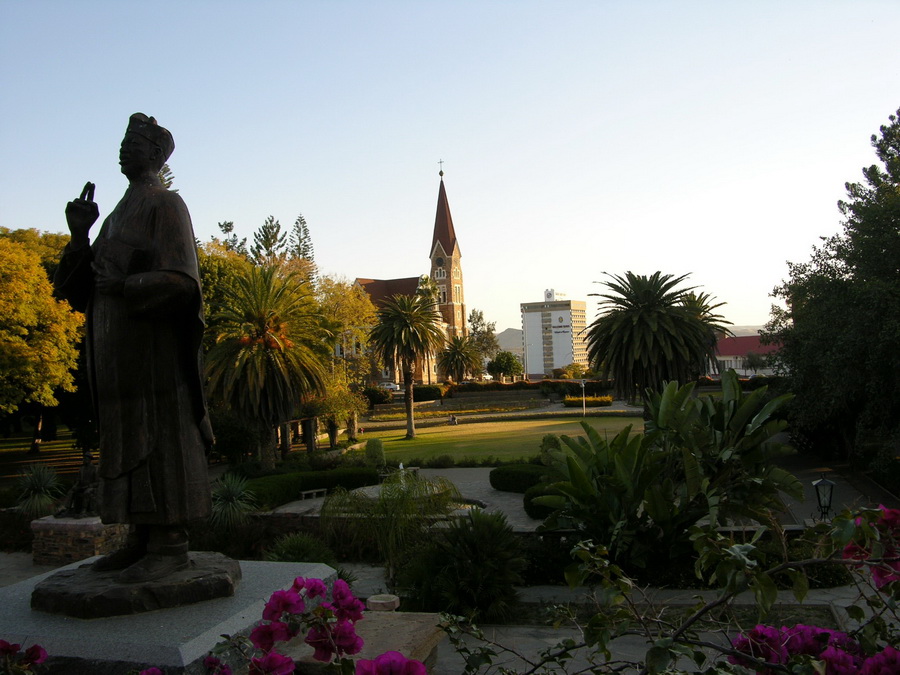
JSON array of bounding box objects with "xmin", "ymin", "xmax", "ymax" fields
[{"xmin": 127, "ymin": 113, "xmax": 175, "ymax": 162}]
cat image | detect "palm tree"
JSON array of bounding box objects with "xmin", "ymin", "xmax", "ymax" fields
[
  {"xmin": 206, "ymin": 265, "xmax": 330, "ymax": 467},
  {"xmin": 437, "ymin": 335, "xmax": 480, "ymax": 383},
  {"xmin": 369, "ymin": 294, "xmax": 446, "ymax": 439},
  {"xmin": 586, "ymin": 272, "xmax": 723, "ymax": 404},
  {"xmin": 680, "ymin": 291, "xmax": 733, "ymax": 376}
]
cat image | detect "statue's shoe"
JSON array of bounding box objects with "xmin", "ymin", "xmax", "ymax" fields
[
  {"xmin": 90, "ymin": 545, "xmax": 145, "ymax": 572},
  {"xmin": 117, "ymin": 553, "xmax": 190, "ymax": 584}
]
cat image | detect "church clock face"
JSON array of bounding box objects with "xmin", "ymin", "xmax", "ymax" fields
[{"xmin": 435, "ymin": 257, "xmax": 444, "ymax": 266}]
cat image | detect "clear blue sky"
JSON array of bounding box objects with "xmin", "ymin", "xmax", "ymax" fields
[{"xmin": 2, "ymin": 1, "xmax": 898, "ymax": 332}]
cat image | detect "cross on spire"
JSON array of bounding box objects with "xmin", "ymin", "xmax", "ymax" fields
[{"xmin": 438, "ymin": 159, "xmax": 444, "ymax": 177}]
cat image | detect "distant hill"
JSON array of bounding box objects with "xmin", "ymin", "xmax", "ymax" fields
[
  {"xmin": 730, "ymin": 326, "xmax": 765, "ymax": 336},
  {"xmin": 496, "ymin": 328, "xmax": 523, "ymax": 357}
]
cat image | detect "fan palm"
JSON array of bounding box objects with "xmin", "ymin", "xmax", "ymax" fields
[
  {"xmin": 369, "ymin": 293, "xmax": 445, "ymax": 439},
  {"xmin": 206, "ymin": 265, "xmax": 330, "ymax": 467},
  {"xmin": 437, "ymin": 335, "xmax": 480, "ymax": 383},
  {"xmin": 586, "ymin": 272, "xmax": 723, "ymax": 403}
]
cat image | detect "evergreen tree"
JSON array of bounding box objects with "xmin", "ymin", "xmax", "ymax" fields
[
  {"xmin": 288, "ymin": 213, "xmax": 315, "ymax": 262},
  {"xmin": 217, "ymin": 221, "xmax": 248, "ymax": 259},
  {"xmin": 250, "ymin": 216, "xmax": 288, "ymax": 266}
]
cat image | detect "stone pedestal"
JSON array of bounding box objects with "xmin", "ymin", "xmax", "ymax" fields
[
  {"xmin": 0, "ymin": 558, "xmax": 336, "ymax": 675},
  {"xmin": 31, "ymin": 551, "xmax": 241, "ymax": 618},
  {"xmin": 31, "ymin": 516, "xmax": 128, "ymax": 566}
]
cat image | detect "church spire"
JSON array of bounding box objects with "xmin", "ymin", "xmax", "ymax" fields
[{"xmin": 431, "ymin": 170, "xmax": 458, "ymax": 257}]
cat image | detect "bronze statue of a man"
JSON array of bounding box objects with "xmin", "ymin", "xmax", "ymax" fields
[{"xmin": 55, "ymin": 113, "xmax": 213, "ymax": 583}]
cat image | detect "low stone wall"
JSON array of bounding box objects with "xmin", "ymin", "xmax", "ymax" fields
[{"xmin": 31, "ymin": 516, "xmax": 129, "ymax": 566}]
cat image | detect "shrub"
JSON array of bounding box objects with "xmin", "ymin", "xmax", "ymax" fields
[
  {"xmin": 364, "ymin": 439, "xmax": 385, "ymax": 466},
  {"xmin": 523, "ymin": 484, "xmax": 557, "ymax": 520},
  {"xmin": 208, "ymin": 404, "xmax": 269, "ymax": 463},
  {"xmin": 246, "ymin": 467, "xmax": 379, "ymax": 509},
  {"xmin": 362, "ymin": 387, "xmax": 393, "ymax": 407},
  {"xmin": 209, "ymin": 473, "xmax": 258, "ymax": 530},
  {"xmin": 521, "ymin": 533, "xmax": 579, "ymax": 586},
  {"xmin": 423, "ymin": 454, "xmax": 455, "ymax": 469},
  {"xmin": 16, "ymin": 464, "xmax": 63, "ymax": 519},
  {"xmin": 412, "ymin": 385, "xmax": 444, "ymax": 402},
  {"xmin": 398, "ymin": 510, "xmax": 526, "ymax": 622},
  {"xmin": 264, "ymin": 532, "xmax": 339, "ymax": 567},
  {"xmin": 562, "ymin": 395, "xmax": 613, "ymax": 408},
  {"xmin": 489, "ymin": 464, "xmax": 548, "ymax": 493}
]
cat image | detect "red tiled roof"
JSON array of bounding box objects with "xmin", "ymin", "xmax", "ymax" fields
[
  {"xmin": 715, "ymin": 334, "xmax": 779, "ymax": 357},
  {"xmin": 355, "ymin": 277, "xmax": 420, "ymax": 307},
  {"xmin": 431, "ymin": 178, "xmax": 458, "ymax": 257}
]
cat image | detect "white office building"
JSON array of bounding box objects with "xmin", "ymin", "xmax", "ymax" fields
[{"xmin": 520, "ymin": 289, "xmax": 589, "ymax": 379}]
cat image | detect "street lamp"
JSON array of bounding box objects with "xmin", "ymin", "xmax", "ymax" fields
[
  {"xmin": 580, "ymin": 379, "xmax": 586, "ymax": 417},
  {"xmin": 812, "ymin": 472, "xmax": 835, "ymax": 521}
]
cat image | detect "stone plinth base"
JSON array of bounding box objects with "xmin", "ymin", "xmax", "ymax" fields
[
  {"xmin": 31, "ymin": 551, "xmax": 241, "ymax": 618},
  {"xmin": 0, "ymin": 558, "xmax": 336, "ymax": 675},
  {"xmin": 31, "ymin": 516, "xmax": 128, "ymax": 566}
]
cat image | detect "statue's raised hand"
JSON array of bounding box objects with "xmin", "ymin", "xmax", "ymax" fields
[{"xmin": 65, "ymin": 182, "xmax": 99, "ymax": 244}]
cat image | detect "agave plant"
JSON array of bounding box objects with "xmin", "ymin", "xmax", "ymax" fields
[
  {"xmin": 16, "ymin": 464, "xmax": 63, "ymax": 519},
  {"xmin": 209, "ymin": 472, "xmax": 258, "ymax": 530}
]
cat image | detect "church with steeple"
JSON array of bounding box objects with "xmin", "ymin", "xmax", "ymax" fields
[
  {"xmin": 356, "ymin": 171, "xmax": 467, "ymax": 382},
  {"xmin": 428, "ymin": 170, "xmax": 467, "ymax": 338}
]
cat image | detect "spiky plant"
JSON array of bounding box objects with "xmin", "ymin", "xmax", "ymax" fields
[
  {"xmin": 209, "ymin": 472, "xmax": 258, "ymax": 530},
  {"xmin": 16, "ymin": 464, "xmax": 63, "ymax": 519}
]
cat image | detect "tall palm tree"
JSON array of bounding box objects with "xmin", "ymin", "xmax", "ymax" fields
[
  {"xmin": 586, "ymin": 272, "xmax": 723, "ymax": 403},
  {"xmin": 206, "ymin": 265, "xmax": 330, "ymax": 467},
  {"xmin": 680, "ymin": 291, "xmax": 734, "ymax": 375},
  {"xmin": 438, "ymin": 335, "xmax": 481, "ymax": 383},
  {"xmin": 369, "ymin": 293, "xmax": 446, "ymax": 439}
]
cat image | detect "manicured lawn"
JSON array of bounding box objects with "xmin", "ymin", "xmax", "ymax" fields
[
  {"xmin": 356, "ymin": 417, "xmax": 644, "ymax": 463},
  {"xmin": 0, "ymin": 427, "xmax": 83, "ymax": 484}
]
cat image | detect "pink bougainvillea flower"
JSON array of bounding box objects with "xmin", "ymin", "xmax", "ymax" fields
[
  {"xmin": 355, "ymin": 650, "xmax": 427, "ymax": 675},
  {"xmin": 248, "ymin": 651, "xmax": 295, "ymax": 675},
  {"xmin": 250, "ymin": 621, "xmax": 294, "ymax": 652},
  {"xmin": 326, "ymin": 579, "xmax": 366, "ymax": 622},
  {"xmin": 138, "ymin": 669, "xmax": 164, "ymax": 675},
  {"xmin": 860, "ymin": 645, "xmax": 900, "ymax": 674},
  {"xmin": 728, "ymin": 625, "xmax": 788, "ymax": 668},
  {"xmin": 292, "ymin": 577, "xmax": 327, "ymax": 599},
  {"xmin": 262, "ymin": 589, "xmax": 305, "ymax": 621},
  {"xmin": 304, "ymin": 624, "xmax": 335, "ymax": 662},
  {"xmin": 22, "ymin": 644, "xmax": 48, "ymax": 665},
  {"xmin": 869, "ymin": 560, "xmax": 900, "ymax": 589},
  {"xmin": 332, "ymin": 619, "xmax": 364, "ymax": 656},
  {"xmin": 203, "ymin": 654, "xmax": 233, "ymax": 675},
  {"xmin": 0, "ymin": 640, "xmax": 21, "ymax": 655},
  {"xmin": 782, "ymin": 624, "xmax": 831, "ymax": 657},
  {"xmin": 819, "ymin": 645, "xmax": 861, "ymax": 675},
  {"xmin": 877, "ymin": 505, "xmax": 900, "ymax": 531}
]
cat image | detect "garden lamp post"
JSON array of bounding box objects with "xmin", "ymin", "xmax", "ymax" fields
[
  {"xmin": 813, "ymin": 472, "xmax": 835, "ymax": 521},
  {"xmin": 580, "ymin": 379, "xmax": 586, "ymax": 417}
]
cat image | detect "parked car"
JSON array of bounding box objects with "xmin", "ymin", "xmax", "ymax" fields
[{"xmin": 378, "ymin": 382, "xmax": 400, "ymax": 391}]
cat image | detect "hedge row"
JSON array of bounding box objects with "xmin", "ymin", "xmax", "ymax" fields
[
  {"xmin": 489, "ymin": 464, "xmax": 549, "ymax": 493},
  {"xmin": 562, "ymin": 395, "xmax": 613, "ymax": 408},
  {"xmin": 246, "ymin": 467, "xmax": 379, "ymax": 510}
]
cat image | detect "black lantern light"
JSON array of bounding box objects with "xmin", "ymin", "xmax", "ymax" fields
[{"xmin": 812, "ymin": 472, "xmax": 835, "ymax": 521}]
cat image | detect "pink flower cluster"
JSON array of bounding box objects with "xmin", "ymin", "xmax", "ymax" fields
[
  {"xmin": 730, "ymin": 624, "xmax": 900, "ymax": 674},
  {"xmin": 0, "ymin": 639, "xmax": 47, "ymax": 672},
  {"xmin": 247, "ymin": 576, "xmax": 365, "ymax": 674},
  {"xmin": 356, "ymin": 650, "xmax": 427, "ymax": 675},
  {"xmin": 842, "ymin": 505, "xmax": 900, "ymax": 588}
]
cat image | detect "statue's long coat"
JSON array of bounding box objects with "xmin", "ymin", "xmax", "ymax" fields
[{"xmin": 55, "ymin": 179, "xmax": 212, "ymax": 525}]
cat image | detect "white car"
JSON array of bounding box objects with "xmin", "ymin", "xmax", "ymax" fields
[{"xmin": 378, "ymin": 382, "xmax": 400, "ymax": 391}]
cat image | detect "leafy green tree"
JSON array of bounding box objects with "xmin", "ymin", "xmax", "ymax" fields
[
  {"xmin": 0, "ymin": 227, "xmax": 70, "ymax": 279},
  {"xmin": 586, "ymin": 272, "xmax": 723, "ymax": 403},
  {"xmin": 316, "ymin": 275, "xmax": 378, "ymax": 387},
  {"xmin": 197, "ymin": 240, "xmax": 254, "ymax": 349},
  {"xmin": 467, "ymin": 309, "xmax": 500, "ymax": 372},
  {"xmin": 0, "ymin": 238, "xmax": 82, "ymax": 415},
  {"xmin": 205, "ymin": 265, "xmax": 330, "ymax": 468},
  {"xmin": 743, "ymin": 351, "xmax": 767, "ymax": 373},
  {"xmin": 369, "ymin": 293, "xmax": 445, "ymax": 439},
  {"xmin": 437, "ymin": 335, "xmax": 481, "ymax": 383},
  {"xmin": 486, "ymin": 350, "xmax": 523, "ymax": 380},
  {"xmin": 764, "ymin": 107, "xmax": 900, "ymax": 460}
]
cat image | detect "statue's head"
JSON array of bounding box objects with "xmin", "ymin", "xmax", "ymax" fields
[{"xmin": 119, "ymin": 113, "xmax": 175, "ymax": 178}]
